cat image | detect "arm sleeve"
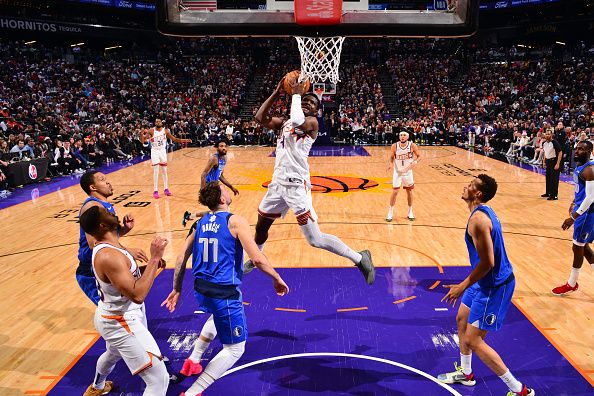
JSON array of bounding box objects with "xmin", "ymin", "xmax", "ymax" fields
[
  {"xmin": 576, "ymin": 180, "xmax": 594, "ymax": 215},
  {"xmin": 290, "ymin": 94, "xmax": 306, "ymax": 129}
]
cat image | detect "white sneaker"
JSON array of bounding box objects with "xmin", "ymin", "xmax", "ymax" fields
[
  {"xmin": 437, "ymin": 363, "xmax": 476, "ymax": 386},
  {"xmin": 386, "ymin": 213, "xmax": 393, "ymax": 222}
]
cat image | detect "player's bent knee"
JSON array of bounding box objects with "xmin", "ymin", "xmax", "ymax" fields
[
  {"xmin": 223, "ymin": 341, "xmax": 246, "ymax": 360},
  {"xmin": 139, "ymin": 357, "xmax": 169, "ymax": 396}
]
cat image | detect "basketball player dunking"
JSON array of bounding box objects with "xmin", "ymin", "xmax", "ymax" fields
[
  {"xmin": 140, "ymin": 119, "xmax": 191, "ymax": 199},
  {"xmin": 80, "ymin": 206, "xmax": 169, "ymax": 396},
  {"xmin": 246, "ymin": 76, "xmax": 375, "ymax": 284},
  {"xmin": 438, "ymin": 174, "xmax": 534, "ymax": 396},
  {"xmin": 182, "ymin": 138, "xmax": 239, "ymax": 227},
  {"xmin": 386, "ymin": 131, "xmax": 421, "ymax": 222}
]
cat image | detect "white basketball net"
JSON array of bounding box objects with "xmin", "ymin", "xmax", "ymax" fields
[{"xmin": 295, "ymin": 36, "xmax": 345, "ymax": 85}]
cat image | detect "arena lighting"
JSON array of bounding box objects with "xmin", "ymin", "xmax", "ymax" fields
[
  {"xmin": 555, "ymin": 41, "xmax": 566, "ymax": 45},
  {"xmin": 25, "ymin": 40, "xmax": 36, "ymax": 45},
  {"xmin": 70, "ymin": 42, "xmax": 85, "ymax": 47},
  {"xmin": 105, "ymin": 45, "xmax": 123, "ymax": 51},
  {"xmin": 517, "ymin": 44, "xmax": 526, "ymax": 47}
]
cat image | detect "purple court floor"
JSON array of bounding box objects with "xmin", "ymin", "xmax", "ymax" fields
[{"xmin": 48, "ymin": 267, "xmax": 592, "ymax": 396}]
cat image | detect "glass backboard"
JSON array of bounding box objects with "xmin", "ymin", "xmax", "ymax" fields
[{"xmin": 156, "ymin": 0, "xmax": 479, "ymax": 38}]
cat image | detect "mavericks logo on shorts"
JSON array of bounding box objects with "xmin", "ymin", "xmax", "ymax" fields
[
  {"xmin": 233, "ymin": 326, "xmax": 243, "ymax": 338},
  {"xmin": 485, "ymin": 313, "xmax": 497, "ymax": 326}
]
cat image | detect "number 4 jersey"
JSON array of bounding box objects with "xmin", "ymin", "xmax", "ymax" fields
[{"xmin": 192, "ymin": 212, "xmax": 244, "ymax": 288}]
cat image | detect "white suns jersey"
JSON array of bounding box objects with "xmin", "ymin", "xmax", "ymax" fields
[
  {"xmin": 151, "ymin": 127, "xmax": 167, "ymax": 150},
  {"xmin": 394, "ymin": 141, "xmax": 414, "ymax": 171},
  {"xmin": 92, "ymin": 243, "xmax": 143, "ymax": 313},
  {"xmin": 272, "ymin": 120, "xmax": 316, "ymax": 187}
]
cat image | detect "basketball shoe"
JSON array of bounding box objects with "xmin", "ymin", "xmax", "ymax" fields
[
  {"xmin": 355, "ymin": 250, "xmax": 375, "ymax": 285},
  {"xmin": 153, "ymin": 191, "xmax": 159, "ymax": 199},
  {"xmin": 182, "ymin": 211, "xmax": 191, "ymax": 227},
  {"xmin": 551, "ymin": 282, "xmax": 578, "ymax": 296},
  {"xmin": 506, "ymin": 384, "xmax": 535, "ymax": 395},
  {"xmin": 164, "ymin": 188, "xmax": 172, "ymax": 196},
  {"xmin": 170, "ymin": 358, "xmax": 203, "ymax": 384},
  {"xmin": 83, "ymin": 381, "xmax": 114, "ymax": 396},
  {"xmin": 437, "ymin": 363, "xmax": 476, "ymax": 386}
]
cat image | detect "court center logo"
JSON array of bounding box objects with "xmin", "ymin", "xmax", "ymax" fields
[
  {"xmin": 263, "ymin": 176, "xmax": 379, "ymax": 193},
  {"xmin": 28, "ymin": 164, "xmax": 37, "ymax": 179}
]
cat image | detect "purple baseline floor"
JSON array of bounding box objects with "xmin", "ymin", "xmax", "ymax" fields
[
  {"xmin": 48, "ymin": 267, "xmax": 592, "ymax": 396},
  {"xmin": 270, "ymin": 146, "xmax": 371, "ymax": 157},
  {"xmin": 0, "ymin": 156, "xmax": 150, "ymax": 210}
]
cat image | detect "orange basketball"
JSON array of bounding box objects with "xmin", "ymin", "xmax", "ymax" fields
[{"xmin": 283, "ymin": 70, "xmax": 311, "ymax": 95}]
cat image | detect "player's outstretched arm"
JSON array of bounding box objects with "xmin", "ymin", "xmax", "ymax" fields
[
  {"xmin": 165, "ymin": 129, "xmax": 191, "ymax": 144},
  {"xmin": 563, "ymin": 166, "xmax": 594, "ymax": 230},
  {"xmin": 139, "ymin": 129, "xmax": 151, "ymax": 144},
  {"xmin": 255, "ymin": 78, "xmax": 286, "ymax": 131},
  {"xmin": 442, "ymin": 212, "xmax": 494, "ymax": 306},
  {"xmin": 220, "ymin": 173, "xmax": 239, "ymax": 195},
  {"xmin": 231, "ymin": 215, "xmax": 289, "ymax": 296},
  {"xmin": 162, "ymin": 230, "xmax": 196, "ymax": 312},
  {"xmin": 99, "ymin": 236, "xmax": 167, "ymax": 304},
  {"xmin": 387, "ymin": 144, "xmax": 396, "ymax": 171},
  {"xmin": 201, "ymin": 156, "xmax": 218, "ymax": 189}
]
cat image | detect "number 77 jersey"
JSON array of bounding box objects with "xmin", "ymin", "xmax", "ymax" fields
[{"xmin": 192, "ymin": 212, "xmax": 244, "ymax": 286}]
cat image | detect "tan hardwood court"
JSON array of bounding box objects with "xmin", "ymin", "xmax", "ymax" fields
[{"xmin": 0, "ymin": 145, "xmax": 591, "ymax": 395}]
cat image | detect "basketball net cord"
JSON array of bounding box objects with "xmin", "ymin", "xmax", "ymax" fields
[{"xmin": 295, "ymin": 36, "xmax": 345, "ymax": 85}]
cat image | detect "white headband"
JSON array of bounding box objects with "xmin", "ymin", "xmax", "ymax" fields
[{"xmin": 400, "ymin": 131, "xmax": 409, "ymax": 138}]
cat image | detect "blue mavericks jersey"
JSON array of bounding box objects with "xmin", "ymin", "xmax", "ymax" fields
[
  {"xmin": 465, "ymin": 205, "xmax": 513, "ymax": 289},
  {"xmin": 77, "ymin": 197, "xmax": 116, "ymax": 274},
  {"xmin": 192, "ymin": 212, "xmax": 243, "ymax": 287},
  {"xmin": 205, "ymin": 154, "xmax": 226, "ymax": 182},
  {"xmin": 573, "ymin": 161, "xmax": 594, "ymax": 214}
]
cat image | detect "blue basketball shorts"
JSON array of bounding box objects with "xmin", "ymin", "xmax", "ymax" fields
[
  {"xmin": 76, "ymin": 274, "xmax": 100, "ymax": 305},
  {"xmin": 461, "ymin": 279, "xmax": 515, "ymax": 332},
  {"xmin": 573, "ymin": 212, "xmax": 594, "ymax": 245},
  {"xmin": 194, "ymin": 291, "xmax": 247, "ymax": 345}
]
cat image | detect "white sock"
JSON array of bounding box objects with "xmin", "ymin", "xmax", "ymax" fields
[
  {"xmin": 162, "ymin": 166, "xmax": 169, "ymax": 189},
  {"xmin": 460, "ymin": 353, "xmax": 472, "ymax": 375},
  {"xmin": 93, "ymin": 372, "xmax": 109, "ymax": 390},
  {"xmin": 153, "ymin": 166, "xmax": 159, "ymax": 191},
  {"xmin": 591, "ymin": 262, "xmax": 594, "ymax": 271},
  {"xmin": 387, "ymin": 206, "xmax": 393, "ymax": 218},
  {"xmin": 257, "ymin": 243, "xmax": 264, "ymax": 252},
  {"xmin": 190, "ymin": 315, "xmax": 217, "ymax": 362},
  {"xmin": 408, "ymin": 206, "xmax": 414, "ymax": 216},
  {"xmin": 186, "ymin": 342, "xmax": 245, "ymax": 395},
  {"xmin": 300, "ymin": 220, "xmax": 362, "ymax": 264},
  {"xmin": 499, "ymin": 370, "xmax": 523, "ymax": 393},
  {"xmin": 93, "ymin": 348, "xmax": 119, "ymax": 389},
  {"xmin": 568, "ymin": 268, "xmax": 580, "ymax": 287}
]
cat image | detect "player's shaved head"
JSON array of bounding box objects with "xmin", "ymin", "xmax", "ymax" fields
[{"xmin": 80, "ymin": 205, "xmax": 119, "ymax": 237}]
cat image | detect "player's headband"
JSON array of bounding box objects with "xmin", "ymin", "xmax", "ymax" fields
[{"xmin": 400, "ymin": 131, "xmax": 409, "ymax": 138}]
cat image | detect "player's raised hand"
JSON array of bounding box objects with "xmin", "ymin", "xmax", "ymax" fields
[
  {"xmin": 273, "ymin": 276, "xmax": 289, "ymax": 296},
  {"xmin": 150, "ymin": 236, "xmax": 168, "ymax": 260},
  {"xmin": 275, "ymin": 77, "xmax": 286, "ymax": 94},
  {"xmin": 289, "ymin": 76, "xmax": 309, "ymax": 95},
  {"xmin": 161, "ymin": 290, "xmax": 180, "ymax": 312},
  {"xmin": 122, "ymin": 213, "xmax": 135, "ymax": 231},
  {"xmin": 231, "ymin": 186, "xmax": 240, "ymax": 196}
]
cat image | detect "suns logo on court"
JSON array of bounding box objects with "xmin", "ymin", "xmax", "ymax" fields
[{"xmin": 263, "ymin": 176, "xmax": 379, "ymax": 193}]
